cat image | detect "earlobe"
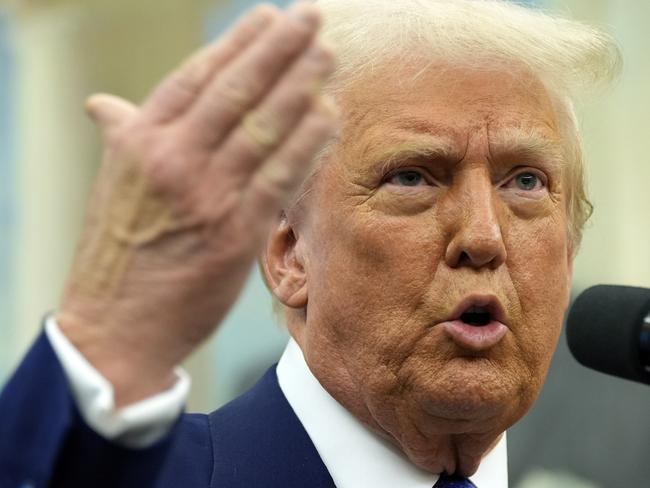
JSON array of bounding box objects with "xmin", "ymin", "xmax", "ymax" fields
[{"xmin": 261, "ymin": 216, "xmax": 308, "ymax": 309}]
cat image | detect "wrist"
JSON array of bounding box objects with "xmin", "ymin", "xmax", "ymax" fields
[{"xmin": 57, "ymin": 311, "xmax": 178, "ymax": 407}]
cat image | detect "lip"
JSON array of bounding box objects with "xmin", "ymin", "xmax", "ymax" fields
[
  {"xmin": 449, "ymin": 294, "xmax": 507, "ymax": 324},
  {"xmin": 440, "ymin": 294, "xmax": 509, "ymax": 351},
  {"xmin": 441, "ymin": 320, "xmax": 508, "ymax": 351}
]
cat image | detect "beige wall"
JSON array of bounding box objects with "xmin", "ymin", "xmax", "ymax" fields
[{"xmin": 554, "ymin": 0, "xmax": 650, "ymax": 291}]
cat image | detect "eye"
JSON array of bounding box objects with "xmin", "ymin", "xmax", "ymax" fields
[
  {"xmin": 515, "ymin": 173, "xmax": 539, "ymax": 190},
  {"xmin": 387, "ymin": 170, "xmax": 426, "ymax": 187},
  {"xmin": 504, "ymin": 171, "xmax": 545, "ymax": 192}
]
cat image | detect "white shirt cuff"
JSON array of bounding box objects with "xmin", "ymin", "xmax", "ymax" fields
[{"xmin": 44, "ymin": 315, "xmax": 191, "ymax": 449}]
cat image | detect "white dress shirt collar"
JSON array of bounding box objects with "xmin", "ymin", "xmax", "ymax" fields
[{"xmin": 276, "ymin": 338, "xmax": 508, "ymax": 488}]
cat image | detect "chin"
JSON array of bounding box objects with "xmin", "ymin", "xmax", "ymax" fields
[{"xmin": 408, "ymin": 357, "xmax": 533, "ymax": 432}]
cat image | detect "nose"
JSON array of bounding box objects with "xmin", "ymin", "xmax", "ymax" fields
[{"xmin": 444, "ymin": 175, "xmax": 507, "ymax": 270}]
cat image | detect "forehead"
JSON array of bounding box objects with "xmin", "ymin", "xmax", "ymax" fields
[{"xmin": 336, "ymin": 62, "xmax": 563, "ymax": 157}]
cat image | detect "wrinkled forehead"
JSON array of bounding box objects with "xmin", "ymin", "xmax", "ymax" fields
[{"xmin": 332, "ymin": 61, "xmax": 566, "ymax": 164}]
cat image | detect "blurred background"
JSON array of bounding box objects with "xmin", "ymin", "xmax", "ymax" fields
[{"xmin": 0, "ymin": 0, "xmax": 648, "ymax": 486}]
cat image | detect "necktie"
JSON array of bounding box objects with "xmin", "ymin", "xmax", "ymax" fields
[{"xmin": 433, "ymin": 473, "xmax": 477, "ymax": 488}]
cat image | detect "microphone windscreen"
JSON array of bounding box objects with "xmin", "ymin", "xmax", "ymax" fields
[{"xmin": 566, "ymin": 285, "xmax": 650, "ymax": 385}]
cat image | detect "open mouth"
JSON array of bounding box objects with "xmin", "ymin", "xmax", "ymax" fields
[
  {"xmin": 442, "ymin": 295, "xmax": 508, "ymax": 350},
  {"xmin": 460, "ymin": 306, "xmax": 493, "ymax": 326},
  {"xmin": 449, "ymin": 296, "xmax": 506, "ymax": 328}
]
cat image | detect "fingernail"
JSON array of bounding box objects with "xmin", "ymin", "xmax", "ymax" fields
[{"xmin": 288, "ymin": 2, "xmax": 320, "ymax": 28}]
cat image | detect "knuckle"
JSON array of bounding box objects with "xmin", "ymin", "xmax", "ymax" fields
[
  {"xmin": 273, "ymin": 87, "xmax": 313, "ymax": 115},
  {"xmin": 265, "ymin": 40, "xmax": 300, "ymax": 65},
  {"xmin": 295, "ymin": 89, "xmax": 315, "ymax": 111},
  {"xmin": 213, "ymin": 77, "xmax": 259, "ymax": 110},
  {"xmin": 139, "ymin": 140, "xmax": 192, "ymax": 195},
  {"xmin": 167, "ymin": 70, "xmax": 203, "ymax": 99}
]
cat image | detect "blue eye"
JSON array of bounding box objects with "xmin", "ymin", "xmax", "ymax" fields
[
  {"xmin": 389, "ymin": 170, "xmax": 425, "ymax": 187},
  {"xmin": 514, "ymin": 172, "xmax": 540, "ymax": 191}
]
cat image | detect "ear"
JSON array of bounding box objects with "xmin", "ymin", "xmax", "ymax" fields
[{"xmin": 261, "ymin": 215, "xmax": 308, "ymax": 309}]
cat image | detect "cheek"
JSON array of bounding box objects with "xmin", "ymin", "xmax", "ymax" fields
[
  {"xmin": 507, "ymin": 216, "xmax": 570, "ymax": 364},
  {"xmin": 327, "ymin": 208, "xmax": 446, "ymax": 298},
  {"xmin": 306, "ymin": 203, "xmax": 446, "ymax": 349}
]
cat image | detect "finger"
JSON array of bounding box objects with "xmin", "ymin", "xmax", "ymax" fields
[
  {"xmin": 142, "ymin": 4, "xmax": 279, "ymax": 123},
  {"xmin": 210, "ymin": 41, "xmax": 335, "ymax": 177},
  {"xmin": 186, "ymin": 2, "xmax": 322, "ymax": 146},
  {"xmin": 85, "ymin": 94, "xmax": 137, "ymax": 133},
  {"xmin": 241, "ymin": 100, "xmax": 339, "ymax": 220}
]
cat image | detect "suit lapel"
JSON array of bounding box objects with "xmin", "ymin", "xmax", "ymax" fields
[{"xmin": 208, "ymin": 366, "xmax": 336, "ymax": 487}]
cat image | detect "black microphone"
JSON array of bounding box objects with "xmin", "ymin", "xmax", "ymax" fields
[{"xmin": 566, "ymin": 285, "xmax": 650, "ymax": 385}]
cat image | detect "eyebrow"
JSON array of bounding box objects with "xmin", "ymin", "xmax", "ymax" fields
[
  {"xmin": 370, "ymin": 139, "xmax": 461, "ymax": 165},
  {"xmin": 354, "ymin": 113, "xmax": 462, "ymax": 160},
  {"xmin": 356, "ymin": 117, "xmax": 565, "ymax": 175},
  {"xmin": 488, "ymin": 127, "xmax": 565, "ymax": 170}
]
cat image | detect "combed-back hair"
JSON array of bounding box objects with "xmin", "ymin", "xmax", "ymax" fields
[{"xmin": 311, "ymin": 0, "xmax": 622, "ymax": 249}]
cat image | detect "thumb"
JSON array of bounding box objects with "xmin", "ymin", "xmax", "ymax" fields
[{"xmin": 85, "ymin": 93, "xmax": 137, "ymax": 132}]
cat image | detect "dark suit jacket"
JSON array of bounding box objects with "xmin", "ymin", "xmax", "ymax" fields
[{"xmin": 0, "ymin": 331, "xmax": 337, "ymax": 487}]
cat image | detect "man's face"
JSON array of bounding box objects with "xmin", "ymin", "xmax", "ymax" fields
[{"xmin": 293, "ymin": 62, "xmax": 573, "ymax": 474}]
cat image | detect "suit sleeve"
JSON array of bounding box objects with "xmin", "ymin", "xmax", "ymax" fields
[{"xmin": 0, "ymin": 329, "xmax": 182, "ymax": 488}]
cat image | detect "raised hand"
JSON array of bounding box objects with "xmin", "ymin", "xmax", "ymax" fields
[{"xmin": 57, "ymin": 2, "xmax": 338, "ymax": 406}]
